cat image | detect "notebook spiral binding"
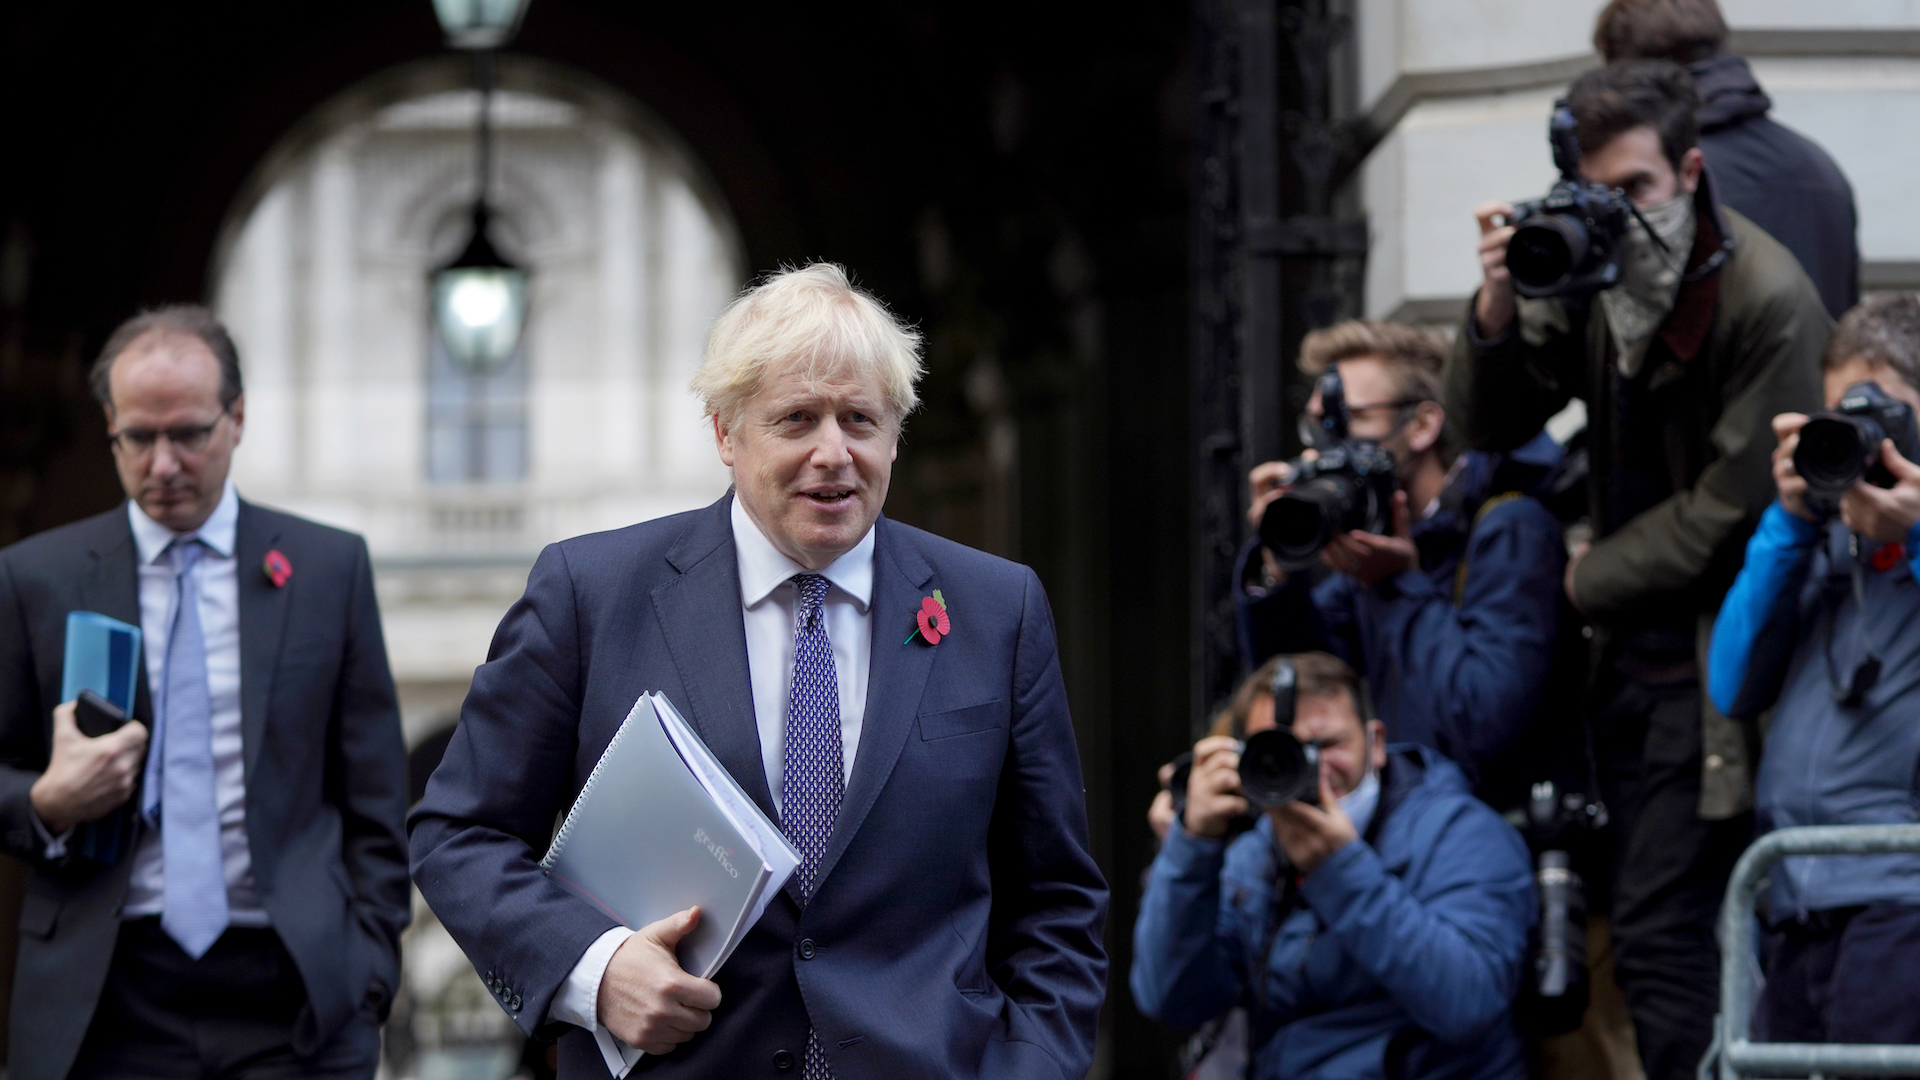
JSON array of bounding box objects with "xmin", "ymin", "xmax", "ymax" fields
[{"xmin": 539, "ymin": 695, "xmax": 648, "ymax": 871}]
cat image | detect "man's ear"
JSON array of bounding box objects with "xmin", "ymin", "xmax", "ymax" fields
[
  {"xmin": 713, "ymin": 413, "xmax": 734, "ymax": 467},
  {"xmin": 1405, "ymin": 401, "xmax": 1445, "ymax": 455},
  {"xmin": 1679, "ymin": 146, "xmax": 1705, "ymax": 196},
  {"xmin": 227, "ymin": 394, "xmax": 245, "ymax": 448},
  {"xmin": 1366, "ymin": 719, "xmax": 1388, "ymax": 770}
]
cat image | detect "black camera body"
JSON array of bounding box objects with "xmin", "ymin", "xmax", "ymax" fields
[
  {"xmin": 1504, "ymin": 102, "xmax": 1635, "ymax": 300},
  {"xmin": 1259, "ymin": 444, "xmax": 1398, "ymax": 570},
  {"xmin": 1166, "ymin": 659, "xmax": 1324, "ymax": 839},
  {"xmin": 1166, "ymin": 728, "xmax": 1320, "ymax": 838},
  {"xmin": 1259, "ymin": 370, "xmax": 1399, "ymax": 570},
  {"xmin": 1793, "ymin": 380, "xmax": 1920, "ymax": 516},
  {"xmin": 1518, "ymin": 780, "xmax": 1607, "ymax": 1036}
]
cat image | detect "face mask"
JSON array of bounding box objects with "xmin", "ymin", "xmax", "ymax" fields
[
  {"xmin": 1599, "ymin": 189, "xmax": 1696, "ymax": 379},
  {"xmin": 1339, "ymin": 764, "xmax": 1381, "ymax": 837}
]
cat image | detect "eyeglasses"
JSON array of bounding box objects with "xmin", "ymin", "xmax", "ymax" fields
[
  {"xmin": 1297, "ymin": 398, "xmax": 1427, "ymax": 448},
  {"xmin": 107, "ymin": 414, "xmax": 226, "ymax": 457}
]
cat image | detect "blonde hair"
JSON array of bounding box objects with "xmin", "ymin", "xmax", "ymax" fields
[
  {"xmin": 690, "ymin": 262, "xmax": 925, "ymax": 427},
  {"xmin": 1297, "ymin": 319, "xmax": 1447, "ymax": 405}
]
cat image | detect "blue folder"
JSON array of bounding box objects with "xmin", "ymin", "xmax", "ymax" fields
[
  {"xmin": 62, "ymin": 611, "xmax": 142, "ymax": 713},
  {"xmin": 61, "ymin": 611, "xmax": 143, "ymax": 864}
]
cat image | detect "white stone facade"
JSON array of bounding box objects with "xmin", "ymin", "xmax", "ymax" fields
[
  {"xmin": 214, "ymin": 71, "xmax": 743, "ymax": 745},
  {"xmin": 1357, "ymin": 0, "xmax": 1920, "ymax": 322}
]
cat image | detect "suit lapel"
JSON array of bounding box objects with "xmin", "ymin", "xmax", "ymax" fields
[
  {"xmin": 78, "ymin": 509, "xmax": 153, "ymax": 724},
  {"xmin": 651, "ymin": 496, "xmax": 778, "ymax": 822},
  {"xmin": 808, "ymin": 516, "xmax": 934, "ymax": 899},
  {"xmin": 233, "ymin": 502, "xmax": 289, "ymax": 779}
]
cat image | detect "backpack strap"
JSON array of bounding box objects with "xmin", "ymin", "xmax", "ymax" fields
[{"xmin": 1454, "ymin": 491, "xmax": 1526, "ymax": 605}]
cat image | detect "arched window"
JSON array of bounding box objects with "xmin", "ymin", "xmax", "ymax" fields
[
  {"xmin": 214, "ymin": 62, "xmax": 742, "ymax": 556},
  {"xmin": 211, "ymin": 59, "xmax": 745, "ymax": 1077}
]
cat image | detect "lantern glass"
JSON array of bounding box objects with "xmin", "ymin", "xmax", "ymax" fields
[
  {"xmin": 430, "ymin": 0, "xmax": 530, "ymax": 49},
  {"xmin": 433, "ymin": 264, "xmax": 528, "ymax": 371}
]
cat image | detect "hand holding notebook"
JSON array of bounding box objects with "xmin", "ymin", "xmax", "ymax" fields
[
  {"xmin": 32, "ymin": 613, "xmax": 149, "ymax": 851},
  {"xmin": 541, "ymin": 692, "xmax": 799, "ymax": 1077}
]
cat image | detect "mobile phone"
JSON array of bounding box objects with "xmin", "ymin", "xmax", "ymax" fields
[{"xmin": 75, "ymin": 689, "xmax": 129, "ymax": 739}]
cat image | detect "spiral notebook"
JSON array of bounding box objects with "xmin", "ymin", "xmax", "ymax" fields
[{"xmin": 540, "ymin": 692, "xmax": 798, "ymax": 1077}]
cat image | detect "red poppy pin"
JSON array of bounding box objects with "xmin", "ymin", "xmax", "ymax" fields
[
  {"xmin": 907, "ymin": 590, "xmax": 950, "ymax": 645},
  {"xmin": 1873, "ymin": 542, "xmax": 1907, "ymax": 573},
  {"xmin": 263, "ymin": 549, "xmax": 292, "ymax": 588}
]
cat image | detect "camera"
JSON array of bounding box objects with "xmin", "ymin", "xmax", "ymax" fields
[
  {"xmin": 1792, "ymin": 380, "xmax": 1920, "ymax": 516},
  {"xmin": 1238, "ymin": 729, "xmax": 1320, "ymax": 808},
  {"xmin": 1258, "ymin": 370, "xmax": 1399, "ymax": 570},
  {"xmin": 1166, "ymin": 660, "xmax": 1324, "ymax": 837},
  {"xmin": 1166, "ymin": 729, "xmax": 1320, "ymax": 836},
  {"xmin": 1504, "ymin": 101, "xmax": 1635, "ymax": 300},
  {"xmin": 1517, "ymin": 780, "xmax": 1607, "ymax": 1036}
]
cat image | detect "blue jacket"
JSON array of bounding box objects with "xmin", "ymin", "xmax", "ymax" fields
[
  {"xmin": 1709, "ymin": 502, "xmax": 1920, "ymax": 917},
  {"xmin": 1236, "ymin": 445, "xmax": 1566, "ymax": 787},
  {"xmin": 1130, "ymin": 746, "xmax": 1535, "ymax": 1080}
]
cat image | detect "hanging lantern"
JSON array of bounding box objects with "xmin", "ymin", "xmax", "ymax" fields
[
  {"xmin": 430, "ymin": 0, "xmax": 530, "ymax": 50},
  {"xmin": 433, "ymin": 205, "xmax": 528, "ymax": 371}
]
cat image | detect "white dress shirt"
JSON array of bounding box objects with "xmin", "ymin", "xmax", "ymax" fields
[
  {"xmin": 121, "ymin": 481, "xmax": 268, "ymax": 926},
  {"xmin": 547, "ymin": 496, "xmax": 876, "ymax": 1057}
]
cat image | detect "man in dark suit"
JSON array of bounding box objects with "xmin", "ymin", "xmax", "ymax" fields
[
  {"xmin": 410, "ymin": 263, "xmax": 1109, "ymax": 1079},
  {"xmin": 0, "ymin": 305, "xmax": 411, "ymax": 1079}
]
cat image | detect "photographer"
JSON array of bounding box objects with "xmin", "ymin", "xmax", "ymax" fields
[
  {"xmin": 1239, "ymin": 321, "xmax": 1566, "ymax": 798},
  {"xmin": 1131, "ymin": 653, "xmax": 1536, "ymax": 1080},
  {"xmin": 1708, "ymin": 294, "xmax": 1920, "ymax": 1045},
  {"xmin": 1447, "ymin": 59, "xmax": 1827, "ymax": 1078},
  {"xmin": 1595, "ymin": 0, "xmax": 1859, "ymax": 318}
]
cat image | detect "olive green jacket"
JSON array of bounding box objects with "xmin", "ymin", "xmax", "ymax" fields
[{"xmin": 1444, "ymin": 200, "xmax": 1830, "ymax": 818}]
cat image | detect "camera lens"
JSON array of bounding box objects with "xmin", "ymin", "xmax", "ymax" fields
[
  {"xmin": 1507, "ymin": 216, "xmax": 1590, "ymax": 294},
  {"xmin": 1238, "ymin": 729, "xmax": 1320, "ymax": 808},
  {"xmin": 1261, "ymin": 480, "xmax": 1349, "ymax": 568},
  {"xmin": 1794, "ymin": 414, "xmax": 1881, "ymax": 496}
]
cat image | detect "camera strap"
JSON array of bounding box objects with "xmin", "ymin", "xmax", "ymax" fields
[
  {"xmin": 1823, "ymin": 533, "xmax": 1883, "ymax": 707},
  {"xmin": 1263, "ymin": 658, "xmax": 1297, "ymax": 739}
]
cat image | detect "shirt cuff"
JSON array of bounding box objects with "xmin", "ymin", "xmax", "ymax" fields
[
  {"xmin": 29, "ymin": 809, "xmax": 74, "ymax": 861},
  {"xmin": 546, "ymin": 925, "xmax": 636, "ymax": 1030}
]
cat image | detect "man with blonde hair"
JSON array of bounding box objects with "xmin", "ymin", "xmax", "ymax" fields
[
  {"xmin": 1239, "ymin": 319, "xmax": 1567, "ymax": 805},
  {"xmin": 412, "ymin": 263, "xmax": 1109, "ymax": 1078}
]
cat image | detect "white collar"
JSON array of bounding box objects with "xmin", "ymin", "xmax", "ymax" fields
[
  {"xmin": 730, "ymin": 493, "xmax": 874, "ymax": 612},
  {"xmin": 128, "ymin": 480, "xmax": 239, "ymax": 565}
]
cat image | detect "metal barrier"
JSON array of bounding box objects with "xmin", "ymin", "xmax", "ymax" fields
[{"xmin": 1705, "ymin": 824, "xmax": 1920, "ymax": 1079}]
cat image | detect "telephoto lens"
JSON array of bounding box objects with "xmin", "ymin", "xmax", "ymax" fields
[
  {"xmin": 1237, "ymin": 729, "xmax": 1320, "ymax": 809},
  {"xmin": 1791, "ymin": 381, "xmax": 1920, "ymax": 513},
  {"xmin": 1506, "ymin": 215, "xmax": 1593, "ymax": 296},
  {"xmin": 1794, "ymin": 414, "xmax": 1884, "ymax": 499},
  {"xmin": 1257, "ymin": 442, "xmax": 1399, "ymax": 570},
  {"xmin": 1528, "ymin": 850, "xmax": 1591, "ymax": 1035}
]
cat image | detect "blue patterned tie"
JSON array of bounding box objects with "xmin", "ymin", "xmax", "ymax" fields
[
  {"xmin": 780, "ymin": 574, "xmax": 843, "ymax": 1080},
  {"xmin": 146, "ymin": 539, "xmax": 229, "ymax": 959}
]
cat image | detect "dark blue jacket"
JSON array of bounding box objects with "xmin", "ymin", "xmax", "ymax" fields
[
  {"xmin": 1709, "ymin": 503, "xmax": 1920, "ymax": 916},
  {"xmin": 1130, "ymin": 746, "xmax": 1535, "ymax": 1080},
  {"xmin": 1691, "ymin": 52, "xmax": 1859, "ymax": 319},
  {"xmin": 410, "ymin": 495, "xmax": 1108, "ymax": 1079},
  {"xmin": 1236, "ymin": 445, "xmax": 1565, "ymax": 787}
]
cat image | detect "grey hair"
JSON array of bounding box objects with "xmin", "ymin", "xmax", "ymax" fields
[
  {"xmin": 90, "ymin": 304, "xmax": 244, "ymax": 412},
  {"xmin": 690, "ymin": 263, "xmax": 924, "ymax": 428}
]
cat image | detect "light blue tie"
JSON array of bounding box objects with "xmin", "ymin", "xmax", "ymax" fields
[
  {"xmin": 780, "ymin": 574, "xmax": 843, "ymax": 1080},
  {"xmin": 145, "ymin": 538, "xmax": 229, "ymax": 959}
]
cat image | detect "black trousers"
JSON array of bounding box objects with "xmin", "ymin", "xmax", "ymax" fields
[
  {"xmin": 1594, "ymin": 674, "xmax": 1752, "ymax": 1080},
  {"xmin": 1756, "ymin": 904, "xmax": 1920, "ymax": 1044},
  {"xmin": 68, "ymin": 918, "xmax": 378, "ymax": 1080}
]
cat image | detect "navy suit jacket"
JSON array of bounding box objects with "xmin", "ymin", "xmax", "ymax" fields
[
  {"xmin": 409, "ymin": 494, "xmax": 1108, "ymax": 1079},
  {"xmin": 0, "ymin": 501, "xmax": 411, "ymax": 1080}
]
